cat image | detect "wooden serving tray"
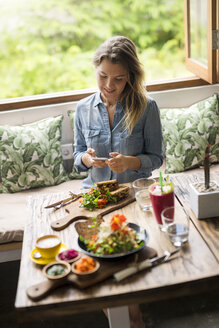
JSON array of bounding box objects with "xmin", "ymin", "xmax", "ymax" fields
[
  {"xmin": 51, "ymin": 189, "xmax": 136, "ymax": 231},
  {"xmin": 26, "ymin": 246, "xmax": 157, "ymax": 301}
]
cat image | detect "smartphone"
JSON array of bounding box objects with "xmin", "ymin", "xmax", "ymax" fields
[{"xmin": 93, "ymin": 157, "xmax": 108, "ymax": 162}]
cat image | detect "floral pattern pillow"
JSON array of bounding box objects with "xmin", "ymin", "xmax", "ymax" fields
[
  {"xmin": 160, "ymin": 93, "xmax": 219, "ymax": 174},
  {"xmin": 68, "ymin": 110, "xmax": 88, "ymax": 180},
  {"xmin": 0, "ymin": 115, "xmax": 68, "ymax": 193}
]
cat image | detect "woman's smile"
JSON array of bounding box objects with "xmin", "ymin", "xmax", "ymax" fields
[
  {"xmin": 104, "ymin": 88, "xmax": 115, "ymax": 94},
  {"xmin": 96, "ymin": 59, "xmax": 128, "ymax": 104}
]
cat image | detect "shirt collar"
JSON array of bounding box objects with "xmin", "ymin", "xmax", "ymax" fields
[
  {"xmin": 94, "ymin": 91, "xmax": 123, "ymax": 113},
  {"xmin": 94, "ymin": 92, "xmax": 103, "ymax": 107}
]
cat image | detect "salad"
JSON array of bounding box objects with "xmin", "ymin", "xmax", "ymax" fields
[
  {"xmin": 80, "ymin": 214, "xmax": 143, "ymax": 255},
  {"xmin": 79, "ymin": 185, "xmax": 117, "ymax": 211}
]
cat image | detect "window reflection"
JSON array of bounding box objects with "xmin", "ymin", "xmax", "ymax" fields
[{"xmin": 190, "ymin": 0, "xmax": 207, "ymax": 66}]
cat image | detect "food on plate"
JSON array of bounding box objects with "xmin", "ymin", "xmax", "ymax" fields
[
  {"xmin": 79, "ymin": 179, "xmax": 129, "ymax": 211},
  {"xmin": 80, "ymin": 214, "xmax": 143, "ymax": 255},
  {"xmin": 73, "ymin": 256, "xmax": 97, "ymax": 273},
  {"xmin": 75, "ymin": 215, "xmax": 103, "ymax": 241}
]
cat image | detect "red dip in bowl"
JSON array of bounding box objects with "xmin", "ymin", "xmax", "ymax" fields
[{"xmin": 58, "ymin": 249, "xmax": 79, "ymax": 261}]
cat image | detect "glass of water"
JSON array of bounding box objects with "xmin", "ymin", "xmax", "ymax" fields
[
  {"xmin": 161, "ymin": 206, "xmax": 190, "ymax": 247},
  {"xmin": 132, "ymin": 178, "xmax": 156, "ymax": 211}
]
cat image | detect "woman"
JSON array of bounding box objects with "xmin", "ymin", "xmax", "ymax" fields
[
  {"xmin": 73, "ymin": 36, "xmax": 163, "ymax": 328},
  {"xmin": 74, "ymin": 35, "xmax": 163, "ymax": 188}
]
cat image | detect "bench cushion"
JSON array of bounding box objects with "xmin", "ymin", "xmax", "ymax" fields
[
  {"xmin": 0, "ymin": 179, "xmax": 83, "ymax": 244},
  {"xmin": 160, "ymin": 93, "xmax": 219, "ymax": 174},
  {"xmin": 0, "ymin": 115, "xmax": 68, "ymax": 193}
]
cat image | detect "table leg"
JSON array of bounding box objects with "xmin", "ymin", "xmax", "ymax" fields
[{"xmin": 107, "ymin": 306, "xmax": 130, "ymax": 328}]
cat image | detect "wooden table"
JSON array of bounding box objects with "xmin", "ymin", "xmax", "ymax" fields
[{"xmin": 15, "ymin": 172, "xmax": 219, "ymax": 328}]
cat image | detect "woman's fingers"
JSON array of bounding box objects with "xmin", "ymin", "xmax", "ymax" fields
[
  {"xmin": 109, "ymin": 152, "xmax": 120, "ymax": 158},
  {"xmin": 86, "ymin": 148, "xmax": 96, "ymax": 157},
  {"xmin": 108, "ymin": 153, "xmax": 126, "ymax": 173},
  {"xmin": 92, "ymin": 161, "xmax": 107, "ymax": 168}
]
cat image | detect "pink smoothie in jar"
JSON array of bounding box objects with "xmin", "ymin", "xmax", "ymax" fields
[{"xmin": 149, "ymin": 183, "xmax": 174, "ymax": 229}]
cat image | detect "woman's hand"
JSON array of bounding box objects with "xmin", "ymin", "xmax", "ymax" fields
[
  {"xmin": 82, "ymin": 148, "xmax": 107, "ymax": 168},
  {"xmin": 107, "ymin": 152, "xmax": 141, "ymax": 173},
  {"xmin": 107, "ymin": 152, "xmax": 128, "ymax": 173}
]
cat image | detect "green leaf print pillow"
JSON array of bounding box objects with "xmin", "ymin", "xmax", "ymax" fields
[
  {"xmin": 160, "ymin": 93, "xmax": 219, "ymax": 174},
  {"xmin": 67, "ymin": 110, "xmax": 88, "ymax": 180},
  {"xmin": 0, "ymin": 115, "xmax": 68, "ymax": 193}
]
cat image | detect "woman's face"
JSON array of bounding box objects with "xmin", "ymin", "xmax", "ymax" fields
[{"xmin": 96, "ymin": 59, "xmax": 128, "ymax": 104}]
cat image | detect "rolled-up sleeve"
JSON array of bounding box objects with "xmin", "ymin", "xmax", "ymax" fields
[{"xmin": 136, "ymin": 98, "xmax": 164, "ymax": 176}]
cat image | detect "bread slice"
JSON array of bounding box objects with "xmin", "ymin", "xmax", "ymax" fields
[
  {"xmin": 110, "ymin": 185, "xmax": 129, "ymax": 201},
  {"xmin": 75, "ymin": 215, "xmax": 103, "ymax": 241},
  {"xmin": 96, "ymin": 179, "xmax": 119, "ymax": 192}
]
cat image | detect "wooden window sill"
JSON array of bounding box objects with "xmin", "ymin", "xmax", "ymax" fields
[{"xmin": 0, "ymin": 77, "xmax": 209, "ymax": 111}]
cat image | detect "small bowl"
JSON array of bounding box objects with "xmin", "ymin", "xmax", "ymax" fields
[
  {"xmin": 56, "ymin": 249, "xmax": 81, "ymax": 263},
  {"xmin": 43, "ymin": 261, "xmax": 71, "ymax": 280},
  {"xmin": 35, "ymin": 234, "xmax": 61, "ymax": 259},
  {"xmin": 71, "ymin": 256, "xmax": 100, "ymax": 278}
]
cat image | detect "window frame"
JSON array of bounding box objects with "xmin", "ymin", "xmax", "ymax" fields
[
  {"xmin": 184, "ymin": 0, "xmax": 217, "ymax": 83},
  {"xmin": 0, "ymin": 77, "xmax": 210, "ymax": 111}
]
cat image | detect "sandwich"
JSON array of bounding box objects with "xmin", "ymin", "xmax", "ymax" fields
[
  {"xmin": 96, "ymin": 179, "xmax": 129, "ymax": 201},
  {"xmin": 96, "ymin": 179, "xmax": 119, "ymax": 193},
  {"xmin": 79, "ymin": 180, "xmax": 129, "ymax": 211},
  {"xmin": 110, "ymin": 185, "xmax": 129, "ymax": 201}
]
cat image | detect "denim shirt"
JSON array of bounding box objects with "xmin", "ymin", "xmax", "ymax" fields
[{"xmin": 74, "ymin": 92, "xmax": 164, "ymax": 189}]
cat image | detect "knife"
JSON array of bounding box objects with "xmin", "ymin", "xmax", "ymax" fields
[
  {"xmin": 44, "ymin": 193, "xmax": 81, "ymax": 209},
  {"xmin": 113, "ymin": 248, "xmax": 180, "ymax": 282}
]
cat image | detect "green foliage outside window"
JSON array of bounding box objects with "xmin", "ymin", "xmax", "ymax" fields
[{"xmin": 0, "ymin": 0, "xmax": 193, "ymax": 99}]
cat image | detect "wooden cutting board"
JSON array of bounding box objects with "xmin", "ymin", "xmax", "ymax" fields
[
  {"xmin": 51, "ymin": 189, "xmax": 136, "ymax": 231},
  {"xmin": 26, "ymin": 246, "xmax": 157, "ymax": 301}
]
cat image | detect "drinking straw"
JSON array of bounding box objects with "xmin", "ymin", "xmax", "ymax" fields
[{"xmin": 159, "ymin": 170, "xmax": 164, "ymax": 194}]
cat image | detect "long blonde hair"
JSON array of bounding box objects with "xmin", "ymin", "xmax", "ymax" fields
[{"xmin": 92, "ymin": 36, "xmax": 147, "ymax": 134}]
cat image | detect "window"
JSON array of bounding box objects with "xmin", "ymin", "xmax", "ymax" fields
[
  {"xmin": 184, "ymin": 0, "xmax": 217, "ymax": 83},
  {"xmin": 0, "ymin": 0, "xmax": 218, "ymax": 110}
]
